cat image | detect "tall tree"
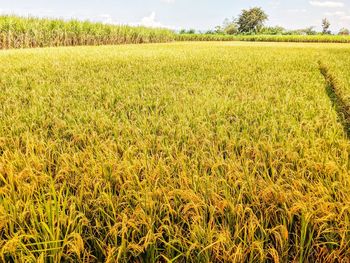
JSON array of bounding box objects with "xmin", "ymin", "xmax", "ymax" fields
[
  {"xmin": 322, "ymin": 18, "xmax": 331, "ymax": 34},
  {"xmin": 237, "ymin": 7, "xmax": 268, "ymax": 33}
]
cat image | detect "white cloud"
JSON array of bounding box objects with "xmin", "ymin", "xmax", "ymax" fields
[
  {"xmin": 161, "ymin": 0, "xmax": 176, "ymax": 3},
  {"xmin": 98, "ymin": 14, "xmax": 118, "ymax": 24},
  {"xmin": 269, "ymin": 0, "xmax": 281, "ymax": 9},
  {"xmin": 135, "ymin": 12, "xmax": 178, "ymax": 29},
  {"xmin": 309, "ymin": 1, "xmax": 344, "ymax": 7},
  {"xmin": 324, "ymin": 10, "xmax": 350, "ymax": 25},
  {"xmin": 139, "ymin": 12, "xmax": 164, "ymax": 28},
  {"xmin": 288, "ymin": 9, "xmax": 307, "ymax": 13},
  {"xmin": 325, "ymin": 11, "xmax": 346, "ymax": 16},
  {"xmin": 0, "ymin": 8, "xmax": 54, "ymax": 17}
]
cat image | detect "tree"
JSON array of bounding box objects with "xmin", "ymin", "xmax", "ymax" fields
[
  {"xmin": 222, "ymin": 18, "xmax": 238, "ymax": 35},
  {"xmin": 214, "ymin": 26, "xmax": 224, "ymax": 34},
  {"xmin": 260, "ymin": 26, "xmax": 285, "ymax": 35},
  {"xmin": 304, "ymin": 27, "xmax": 317, "ymax": 35},
  {"xmin": 224, "ymin": 23, "xmax": 239, "ymax": 35},
  {"xmin": 237, "ymin": 7, "xmax": 268, "ymax": 33},
  {"xmin": 322, "ymin": 18, "xmax": 331, "ymax": 34},
  {"xmin": 187, "ymin": 29, "xmax": 196, "ymax": 34},
  {"xmin": 179, "ymin": 29, "xmax": 196, "ymax": 34},
  {"xmin": 338, "ymin": 28, "xmax": 350, "ymax": 35}
]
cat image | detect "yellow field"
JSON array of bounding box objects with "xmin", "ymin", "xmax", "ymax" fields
[{"xmin": 0, "ymin": 42, "xmax": 349, "ymax": 262}]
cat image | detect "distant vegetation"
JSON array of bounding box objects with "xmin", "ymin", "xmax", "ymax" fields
[
  {"xmin": 339, "ymin": 28, "xmax": 350, "ymax": 35},
  {"xmin": 180, "ymin": 7, "xmax": 350, "ymax": 37},
  {"xmin": 237, "ymin": 7, "xmax": 268, "ymax": 34},
  {"xmin": 1, "ymin": 11, "xmax": 350, "ymax": 50},
  {"xmin": 0, "ymin": 15, "xmax": 175, "ymax": 49},
  {"xmin": 176, "ymin": 34, "xmax": 350, "ymax": 43}
]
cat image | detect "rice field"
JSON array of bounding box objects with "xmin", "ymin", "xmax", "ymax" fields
[
  {"xmin": 0, "ymin": 42, "xmax": 350, "ymax": 262},
  {"xmin": 320, "ymin": 47, "xmax": 350, "ymax": 107}
]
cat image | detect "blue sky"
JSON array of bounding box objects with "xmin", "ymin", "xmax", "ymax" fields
[{"xmin": 0, "ymin": 0, "xmax": 349, "ymax": 32}]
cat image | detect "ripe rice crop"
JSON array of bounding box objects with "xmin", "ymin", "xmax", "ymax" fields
[
  {"xmin": 176, "ymin": 33, "xmax": 350, "ymax": 43},
  {"xmin": 320, "ymin": 47, "xmax": 350, "ymax": 106},
  {"xmin": 0, "ymin": 15, "xmax": 175, "ymax": 49},
  {"xmin": 0, "ymin": 42, "xmax": 350, "ymax": 262}
]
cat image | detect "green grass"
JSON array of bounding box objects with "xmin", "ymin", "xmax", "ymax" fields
[
  {"xmin": 0, "ymin": 15, "xmax": 175, "ymax": 49},
  {"xmin": 0, "ymin": 42, "xmax": 350, "ymax": 262},
  {"xmin": 176, "ymin": 34, "xmax": 350, "ymax": 43}
]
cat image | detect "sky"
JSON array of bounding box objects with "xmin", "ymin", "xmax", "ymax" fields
[{"xmin": 0, "ymin": 0, "xmax": 349, "ymax": 32}]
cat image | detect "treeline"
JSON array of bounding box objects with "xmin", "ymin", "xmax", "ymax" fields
[
  {"xmin": 180, "ymin": 26, "xmax": 350, "ymax": 37},
  {"xmin": 0, "ymin": 15, "xmax": 175, "ymax": 49},
  {"xmin": 180, "ymin": 7, "xmax": 350, "ymax": 37}
]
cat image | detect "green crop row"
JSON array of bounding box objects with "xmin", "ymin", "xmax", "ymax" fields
[
  {"xmin": 176, "ymin": 33, "xmax": 350, "ymax": 43},
  {"xmin": 0, "ymin": 15, "xmax": 175, "ymax": 49}
]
